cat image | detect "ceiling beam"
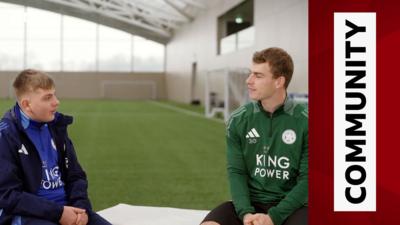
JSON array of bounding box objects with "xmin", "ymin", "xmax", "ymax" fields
[
  {"xmin": 0, "ymin": 0, "xmax": 209, "ymax": 44},
  {"xmin": 0, "ymin": 0, "xmax": 171, "ymax": 43},
  {"xmin": 163, "ymin": 0, "xmax": 193, "ymax": 21},
  {"xmin": 178, "ymin": 0, "xmax": 207, "ymax": 9}
]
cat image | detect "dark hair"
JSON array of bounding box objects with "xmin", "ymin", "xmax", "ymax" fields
[{"xmin": 253, "ymin": 47, "xmax": 294, "ymax": 89}]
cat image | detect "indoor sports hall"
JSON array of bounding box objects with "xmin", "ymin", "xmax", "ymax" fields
[{"xmin": 0, "ymin": 0, "xmax": 308, "ymax": 224}]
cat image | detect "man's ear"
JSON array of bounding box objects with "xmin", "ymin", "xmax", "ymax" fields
[
  {"xmin": 275, "ymin": 76, "xmax": 286, "ymax": 89},
  {"xmin": 20, "ymin": 97, "xmax": 31, "ymax": 112}
]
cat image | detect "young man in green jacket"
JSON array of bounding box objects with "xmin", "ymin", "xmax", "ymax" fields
[{"xmin": 201, "ymin": 47, "xmax": 308, "ymax": 225}]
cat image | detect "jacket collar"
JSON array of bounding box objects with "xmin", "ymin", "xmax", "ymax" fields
[
  {"xmin": 6, "ymin": 103, "xmax": 73, "ymax": 132},
  {"xmin": 19, "ymin": 108, "xmax": 45, "ymax": 129},
  {"xmin": 257, "ymin": 94, "xmax": 292, "ymax": 117}
]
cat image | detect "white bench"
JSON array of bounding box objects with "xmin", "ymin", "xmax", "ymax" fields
[{"xmin": 97, "ymin": 203, "xmax": 209, "ymax": 225}]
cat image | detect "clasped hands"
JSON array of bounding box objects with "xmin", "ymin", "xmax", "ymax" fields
[
  {"xmin": 59, "ymin": 206, "xmax": 89, "ymax": 225},
  {"xmin": 243, "ymin": 213, "xmax": 274, "ymax": 225}
]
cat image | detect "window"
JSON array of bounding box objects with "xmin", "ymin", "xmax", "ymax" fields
[
  {"xmin": 237, "ymin": 26, "xmax": 254, "ymax": 49},
  {"xmin": 26, "ymin": 8, "xmax": 61, "ymax": 70},
  {"xmin": 217, "ymin": 0, "xmax": 254, "ymax": 55},
  {"xmin": 63, "ymin": 15, "xmax": 96, "ymax": 71},
  {"xmin": 0, "ymin": 2, "xmax": 24, "ymax": 70},
  {"xmin": 0, "ymin": 2, "xmax": 165, "ymax": 72},
  {"xmin": 133, "ymin": 36, "xmax": 165, "ymax": 72},
  {"xmin": 98, "ymin": 25, "xmax": 131, "ymax": 72}
]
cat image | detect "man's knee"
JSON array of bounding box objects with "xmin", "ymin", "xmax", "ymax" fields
[
  {"xmin": 200, "ymin": 222, "xmax": 220, "ymax": 225},
  {"xmin": 18, "ymin": 216, "xmax": 58, "ymax": 225},
  {"xmin": 283, "ymin": 206, "xmax": 308, "ymax": 225},
  {"xmin": 87, "ymin": 211, "xmax": 112, "ymax": 225}
]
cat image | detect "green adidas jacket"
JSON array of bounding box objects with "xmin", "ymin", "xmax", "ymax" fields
[{"xmin": 226, "ymin": 99, "xmax": 308, "ymax": 225}]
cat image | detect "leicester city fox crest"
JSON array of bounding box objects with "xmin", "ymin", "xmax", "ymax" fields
[{"xmin": 282, "ymin": 129, "xmax": 296, "ymax": 144}]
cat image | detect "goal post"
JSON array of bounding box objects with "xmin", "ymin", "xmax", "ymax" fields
[
  {"xmin": 205, "ymin": 68, "xmax": 250, "ymax": 121},
  {"xmin": 205, "ymin": 68, "xmax": 309, "ymax": 121}
]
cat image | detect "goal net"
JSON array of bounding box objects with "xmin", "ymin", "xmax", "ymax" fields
[
  {"xmin": 205, "ymin": 68, "xmax": 250, "ymax": 121},
  {"xmin": 205, "ymin": 68, "xmax": 309, "ymax": 121}
]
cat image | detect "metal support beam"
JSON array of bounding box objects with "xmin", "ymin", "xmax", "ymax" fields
[
  {"xmin": 163, "ymin": 0, "xmax": 193, "ymax": 22},
  {"xmin": 0, "ymin": 0, "xmax": 209, "ymax": 44}
]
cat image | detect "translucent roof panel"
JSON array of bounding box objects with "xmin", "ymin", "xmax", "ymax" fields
[{"xmin": 1, "ymin": 0, "xmax": 213, "ymax": 43}]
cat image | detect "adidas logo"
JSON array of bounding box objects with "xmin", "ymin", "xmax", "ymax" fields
[
  {"xmin": 246, "ymin": 128, "xmax": 260, "ymax": 138},
  {"xmin": 18, "ymin": 144, "xmax": 28, "ymax": 155}
]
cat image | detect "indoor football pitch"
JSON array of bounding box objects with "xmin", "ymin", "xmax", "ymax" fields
[{"xmin": 0, "ymin": 99, "xmax": 229, "ymax": 211}]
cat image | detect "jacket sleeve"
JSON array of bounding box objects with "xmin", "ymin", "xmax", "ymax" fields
[
  {"xmin": 63, "ymin": 137, "xmax": 92, "ymax": 211},
  {"xmin": 226, "ymin": 119, "xmax": 255, "ymax": 220},
  {"xmin": 267, "ymin": 122, "xmax": 308, "ymax": 225},
  {"xmin": 0, "ymin": 130, "xmax": 63, "ymax": 222}
]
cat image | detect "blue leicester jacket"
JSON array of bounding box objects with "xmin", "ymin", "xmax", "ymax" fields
[{"xmin": 0, "ymin": 104, "xmax": 92, "ymax": 224}]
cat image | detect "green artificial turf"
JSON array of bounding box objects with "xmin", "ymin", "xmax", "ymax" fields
[{"xmin": 0, "ymin": 99, "xmax": 229, "ymax": 211}]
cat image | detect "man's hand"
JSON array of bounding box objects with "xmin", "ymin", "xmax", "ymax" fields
[
  {"xmin": 59, "ymin": 206, "xmax": 86, "ymax": 225},
  {"xmin": 76, "ymin": 211, "xmax": 89, "ymax": 225},
  {"xmin": 243, "ymin": 213, "xmax": 255, "ymax": 225},
  {"xmin": 249, "ymin": 213, "xmax": 274, "ymax": 225}
]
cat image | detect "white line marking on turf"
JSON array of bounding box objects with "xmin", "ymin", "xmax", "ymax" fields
[{"xmin": 148, "ymin": 101, "xmax": 224, "ymax": 124}]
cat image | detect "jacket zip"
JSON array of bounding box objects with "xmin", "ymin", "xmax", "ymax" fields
[{"xmin": 269, "ymin": 112, "xmax": 273, "ymax": 137}]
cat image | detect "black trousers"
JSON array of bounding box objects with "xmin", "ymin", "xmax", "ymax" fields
[{"xmin": 202, "ymin": 201, "xmax": 307, "ymax": 225}]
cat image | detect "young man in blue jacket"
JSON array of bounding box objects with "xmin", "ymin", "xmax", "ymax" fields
[{"xmin": 0, "ymin": 69, "xmax": 111, "ymax": 225}]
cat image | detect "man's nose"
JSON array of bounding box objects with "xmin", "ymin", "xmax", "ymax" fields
[
  {"xmin": 246, "ymin": 74, "xmax": 253, "ymax": 84},
  {"xmin": 53, "ymin": 96, "xmax": 60, "ymax": 106}
]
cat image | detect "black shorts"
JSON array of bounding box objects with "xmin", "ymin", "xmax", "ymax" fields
[{"xmin": 202, "ymin": 201, "xmax": 307, "ymax": 225}]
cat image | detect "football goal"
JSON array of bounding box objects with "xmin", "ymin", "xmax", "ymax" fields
[{"xmin": 205, "ymin": 68, "xmax": 250, "ymax": 121}]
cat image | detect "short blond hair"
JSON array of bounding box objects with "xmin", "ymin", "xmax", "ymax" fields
[{"xmin": 13, "ymin": 69, "xmax": 55, "ymax": 99}]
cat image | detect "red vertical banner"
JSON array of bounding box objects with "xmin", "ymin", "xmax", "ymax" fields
[{"xmin": 309, "ymin": 0, "xmax": 400, "ymax": 224}]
